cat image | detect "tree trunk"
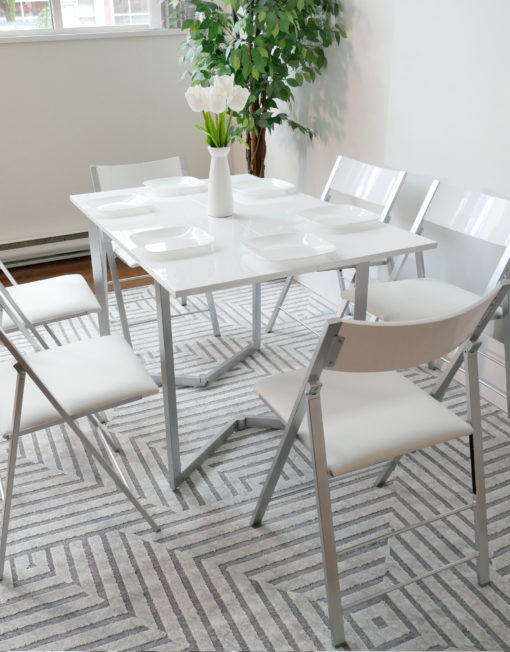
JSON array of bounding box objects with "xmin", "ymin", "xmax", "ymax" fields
[
  {"xmin": 245, "ymin": 127, "xmax": 266, "ymax": 177},
  {"xmin": 0, "ymin": 0, "xmax": 15, "ymax": 22}
]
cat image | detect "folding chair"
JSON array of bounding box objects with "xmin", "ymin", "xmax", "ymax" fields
[
  {"xmin": 249, "ymin": 282, "xmax": 508, "ymax": 648},
  {"xmin": 265, "ymin": 155, "xmax": 407, "ymax": 332},
  {"xmin": 0, "ymin": 307, "xmax": 160, "ymax": 580},
  {"xmin": 0, "ymin": 258, "xmax": 100, "ymax": 346},
  {"xmin": 342, "ymin": 182, "xmax": 510, "ymax": 420},
  {"xmin": 90, "ymin": 156, "xmax": 220, "ymax": 345}
]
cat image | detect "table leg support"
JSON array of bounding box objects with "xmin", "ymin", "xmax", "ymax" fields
[
  {"xmin": 155, "ymin": 283, "xmax": 182, "ymax": 489},
  {"xmin": 353, "ymin": 262, "xmax": 370, "ymax": 321},
  {"xmin": 253, "ymin": 282, "xmax": 262, "ymax": 349},
  {"xmin": 88, "ymin": 225, "xmax": 110, "ymax": 335}
]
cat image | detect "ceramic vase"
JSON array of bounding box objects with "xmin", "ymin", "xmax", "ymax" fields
[{"xmin": 208, "ymin": 146, "xmax": 233, "ymax": 218}]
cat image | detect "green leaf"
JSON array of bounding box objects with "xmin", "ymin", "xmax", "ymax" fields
[{"xmin": 279, "ymin": 14, "xmax": 289, "ymax": 33}]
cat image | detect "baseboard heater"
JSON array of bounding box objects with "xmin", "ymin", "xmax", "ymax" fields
[{"xmin": 0, "ymin": 232, "xmax": 90, "ymax": 267}]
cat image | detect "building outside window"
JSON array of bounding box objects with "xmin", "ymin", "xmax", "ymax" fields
[{"xmin": 0, "ymin": 0, "xmax": 154, "ymax": 31}]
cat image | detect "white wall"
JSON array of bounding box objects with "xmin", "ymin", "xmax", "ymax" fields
[
  {"xmin": 266, "ymin": 0, "xmax": 510, "ymax": 196},
  {"xmin": 0, "ymin": 33, "xmax": 208, "ymax": 250},
  {"xmin": 263, "ymin": 0, "xmax": 510, "ymax": 298},
  {"xmin": 262, "ymin": 0, "xmax": 510, "ymax": 406}
]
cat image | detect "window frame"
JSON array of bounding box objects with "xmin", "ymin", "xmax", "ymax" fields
[{"xmin": 0, "ymin": 0, "xmax": 174, "ymax": 42}]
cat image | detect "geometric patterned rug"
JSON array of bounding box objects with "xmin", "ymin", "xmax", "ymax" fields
[{"xmin": 1, "ymin": 280, "xmax": 509, "ymax": 651}]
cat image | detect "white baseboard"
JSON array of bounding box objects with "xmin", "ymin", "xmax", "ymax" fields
[{"xmin": 0, "ymin": 235, "xmax": 89, "ymax": 265}]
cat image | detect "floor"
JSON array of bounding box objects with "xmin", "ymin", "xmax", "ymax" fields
[
  {"xmin": 0, "ymin": 275, "xmax": 509, "ymax": 650},
  {"xmin": 1, "ymin": 255, "xmax": 148, "ymax": 290}
]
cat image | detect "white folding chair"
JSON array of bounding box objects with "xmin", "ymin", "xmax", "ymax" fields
[
  {"xmin": 0, "ymin": 259, "xmax": 100, "ymax": 346},
  {"xmin": 342, "ymin": 181, "xmax": 510, "ymax": 417},
  {"xmin": 249, "ymin": 282, "xmax": 508, "ymax": 648},
  {"xmin": 0, "ymin": 302, "xmax": 161, "ymax": 580},
  {"xmin": 265, "ymin": 155, "xmax": 407, "ymax": 332},
  {"xmin": 90, "ymin": 156, "xmax": 220, "ymax": 345}
]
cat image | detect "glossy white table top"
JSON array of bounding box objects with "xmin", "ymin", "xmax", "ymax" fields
[{"xmin": 71, "ymin": 175, "xmax": 436, "ymax": 298}]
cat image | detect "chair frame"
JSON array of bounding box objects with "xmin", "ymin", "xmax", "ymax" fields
[
  {"xmin": 248, "ymin": 285, "xmax": 508, "ymax": 647},
  {"xmin": 347, "ymin": 179, "xmax": 510, "ymax": 409},
  {"xmin": 0, "ymin": 324, "xmax": 160, "ymax": 580},
  {"xmin": 90, "ymin": 156, "xmax": 220, "ymax": 346},
  {"xmin": 0, "ymin": 259, "xmax": 98, "ymax": 347},
  {"xmin": 341, "ymin": 181, "xmax": 510, "ymax": 491},
  {"xmin": 265, "ymin": 155, "xmax": 407, "ymax": 333}
]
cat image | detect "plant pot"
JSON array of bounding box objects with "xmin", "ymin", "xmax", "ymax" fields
[{"xmin": 208, "ymin": 146, "xmax": 234, "ymax": 218}]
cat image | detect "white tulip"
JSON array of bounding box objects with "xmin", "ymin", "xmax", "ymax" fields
[
  {"xmin": 213, "ymin": 74, "xmax": 235, "ymax": 97},
  {"xmin": 185, "ymin": 85, "xmax": 207, "ymax": 112},
  {"xmin": 228, "ymin": 85, "xmax": 250, "ymax": 112},
  {"xmin": 204, "ymin": 85, "xmax": 228, "ymax": 114},
  {"xmin": 213, "ymin": 74, "xmax": 235, "ymax": 94}
]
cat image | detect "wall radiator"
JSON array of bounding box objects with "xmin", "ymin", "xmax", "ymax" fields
[{"xmin": 0, "ymin": 232, "xmax": 90, "ymax": 267}]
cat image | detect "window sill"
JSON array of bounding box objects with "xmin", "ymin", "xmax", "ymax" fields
[{"xmin": 0, "ymin": 26, "xmax": 181, "ymax": 45}]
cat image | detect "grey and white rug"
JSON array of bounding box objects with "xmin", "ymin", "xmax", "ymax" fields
[{"xmin": 1, "ymin": 281, "xmax": 509, "ymax": 651}]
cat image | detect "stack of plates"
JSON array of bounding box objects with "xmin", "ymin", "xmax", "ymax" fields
[
  {"xmin": 232, "ymin": 176, "xmax": 295, "ymax": 200},
  {"xmin": 130, "ymin": 225, "xmax": 214, "ymax": 260},
  {"xmin": 90, "ymin": 194, "xmax": 154, "ymax": 218},
  {"xmin": 243, "ymin": 232, "xmax": 335, "ymax": 262},
  {"xmin": 143, "ymin": 176, "xmax": 206, "ymax": 197},
  {"xmin": 296, "ymin": 204, "xmax": 381, "ymax": 231}
]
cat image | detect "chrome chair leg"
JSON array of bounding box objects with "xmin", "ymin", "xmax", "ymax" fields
[
  {"xmin": 502, "ymin": 292, "xmax": 510, "ymax": 417},
  {"xmin": 307, "ymin": 381, "xmax": 346, "ymax": 647},
  {"xmin": 0, "ymin": 369, "xmax": 25, "ymax": 580},
  {"xmin": 465, "ymin": 345, "xmax": 490, "ymax": 585},
  {"xmin": 0, "ymin": 431, "xmax": 19, "ymax": 580}
]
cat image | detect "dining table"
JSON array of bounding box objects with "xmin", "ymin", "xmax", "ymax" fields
[{"xmin": 70, "ymin": 173, "xmax": 436, "ymax": 489}]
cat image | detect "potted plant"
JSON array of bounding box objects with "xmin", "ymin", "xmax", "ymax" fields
[{"xmin": 170, "ymin": 0, "xmax": 345, "ymax": 177}]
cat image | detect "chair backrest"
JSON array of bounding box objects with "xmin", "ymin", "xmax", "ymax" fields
[
  {"xmin": 320, "ymin": 155, "xmax": 407, "ymax": 221},
  {"xmin": 409, "ymin": 182, "xmax": 510, "ymax": 292},
  {"xmin": 90, "ymin": 155, "xmax": 186, "ymax": 191},
  {"xmin": 322, "ymin": 281, "xmax": 508, "ymax": 373},
  {"xmin": 420, "ymin": 184, "xmax": 510, "ymax": 246}
]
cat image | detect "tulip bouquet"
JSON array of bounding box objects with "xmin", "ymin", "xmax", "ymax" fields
[{"xmin": 185, "ymin": 74, "xmax": 250, "ymax": 148}]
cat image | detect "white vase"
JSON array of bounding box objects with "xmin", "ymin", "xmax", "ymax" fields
[{"xmin": 208, "ymin": 146, "xmax": 234, "ymax": 218}]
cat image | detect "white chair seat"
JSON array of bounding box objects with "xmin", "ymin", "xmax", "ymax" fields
[
  {"xmin": 343, "ymin": 277, "xmax": 485, "ymax": 322},
  {"xmin": 2, "ymin": 275, "xmax": 101, "ymax": 331},
  {"xmin": 255, "ymin": 368, "xmax": 471, "ymax": 476},
  {"xmin": 0, "ymin": 335, "xmax": 158, "ymax": 437}
]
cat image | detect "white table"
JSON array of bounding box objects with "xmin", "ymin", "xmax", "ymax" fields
[{"xmin": 71, "ymin": 175, "xmax": 436, "ymax": 488}]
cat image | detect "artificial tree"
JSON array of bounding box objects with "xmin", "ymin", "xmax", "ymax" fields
[{"xmin": 170, "ymin": 0, "xmax": 345, "ymax": 177}]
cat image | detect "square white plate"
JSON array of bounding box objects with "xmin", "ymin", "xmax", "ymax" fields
[
  {"xmin": 232, "ymin": 176, "xmax": 295, "ymax": 199},
  {"xmin": 130, "ymin": 226, "xmax": 214, "ymax": 259},
  {"xmin": 297, "ymin": 204, "xmax": 381, "ymax": 230},
  {"xmin": 243, "ymin": 232, "xmax": 335, "ymax": 262},
  {"xmin": 90, "ymin": 194, "xmax": 154, "ymax": 218},
  {"xmin": 143, "ymin": 176, "xmax": 206, "ymax": 197}
]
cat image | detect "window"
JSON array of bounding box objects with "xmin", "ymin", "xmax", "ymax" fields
[{"xmin": 0, "ymin": 0, "xmax": 168, "ymax": 33}]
